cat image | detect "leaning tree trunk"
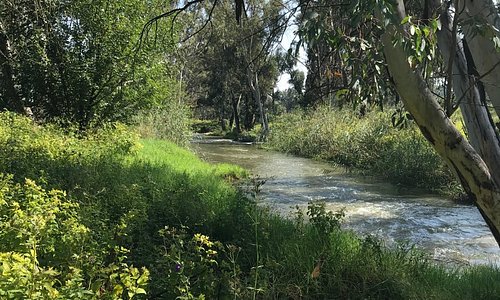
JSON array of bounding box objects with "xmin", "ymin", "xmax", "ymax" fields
[
  {"xmin": 458, "ymin": 0, "xmax": 500, "ymax": 118},
  {"xmin": 380, "ymin": 0, "xmax": 500, "ymax": 246},
  {"xmin": 435, "ymin": 2, "xmax": 500, "ymax": 188}
]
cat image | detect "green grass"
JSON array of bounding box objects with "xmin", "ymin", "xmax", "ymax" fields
[{"xmin": 1, "ymin": 112, "xmax": 499, "ymax": 299}]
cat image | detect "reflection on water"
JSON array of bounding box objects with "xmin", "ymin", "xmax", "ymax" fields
[{"xmin": 191, "ymin": 140, "xmax": 500, "ymax": 266}]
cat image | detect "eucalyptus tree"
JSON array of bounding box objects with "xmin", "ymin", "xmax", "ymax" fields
[
  {"xmin": 148, "ymin": 0, "xmax": 500, "ymax": 244},
  {"xmin": 296, "ymin": 0, "xmax": 395, "ymax": 111},
  {"xmin": 378, "ymin": 0, "xmax": 500, "ymax": 244},
  {"xmin": 177, "ymin": 0, "xmax": 282, "ymax": 133}
]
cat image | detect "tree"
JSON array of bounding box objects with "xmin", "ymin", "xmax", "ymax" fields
[
  {"xmin": 177, "ymin": 0, "xmax": 282, "ymax": 134},
  {"xmin": 0, "ymin": 0, "xmax": 178, "ymax": 128},
  {"xmin": 296, "ymin": 0, "xmax": 395, "ymax": 111},
  {"xmin": 378, "ymin": 0, "xmax": 500, "ymax": 244},
  {"xmin": 150, "ymin": 0, "xmax": 500, "ymax": 245}
]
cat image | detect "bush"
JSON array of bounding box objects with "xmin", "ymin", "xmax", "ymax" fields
[
  {"xmin": 0, "ymin": 112, "xmax": 250, "ymax": 298},
  {"xmin": 0, "ymin": 174, "xmax": 148, "ymax": 299}
]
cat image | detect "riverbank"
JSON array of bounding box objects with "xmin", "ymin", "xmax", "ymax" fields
[
  {"xmin": 1, "ymin": 112, "xmax": 499, "ymax": 299},
  {"xmin": 192, "ymin": 140, "xmax": 500, "ymax": 266},
  {"xmin": 266, "ymin": 107, "xmax": 462, "ymax": 197}
]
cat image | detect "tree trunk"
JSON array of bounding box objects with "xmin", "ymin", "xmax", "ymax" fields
[
  {"xmin": 247, "ymin": 67, "xmax": 269, "ymax": 133},
  {"xmin": 0, "ymin": 23, "xmax": 22, "ymax": 112},
  {"xmin": 219, "ymin": 99, "xmax": 226, "ymax": 132},
  {"xmin": 231, "ymin": 93, "xmax": 241, "ymax": 134},
  {"xmin": 435, "ymin": 3, "xmax": 500, "ymax": 188},
  {"xmin": 458, "ymin": 0, "xmax": 500, "ymax": 118},
  {"xmin": 381, "ymin": 0, "xmax": 500, "ymax": 246},
  {"xmin": 243, "ymin": 93, "xmax": 254, "ymax": 130}
]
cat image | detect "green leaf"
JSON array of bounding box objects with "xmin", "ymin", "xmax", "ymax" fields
[
  {"xmin": 420, "ymin": 38, "xmax": 426, "ymax": 52},
  {"xmin": 401, "ymin": 16, "xmax": 411, "ymax": 25},
  {"xmin": 423, "ymin": 27, "xmax": 430, "ymax": 37}
]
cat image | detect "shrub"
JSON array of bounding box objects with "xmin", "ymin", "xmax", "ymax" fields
[
  {"xmin": 0, "ymin": 112, "xmax": 251, "ymax": 297},
  {"xmin": 133, "ymin": 102, "xmax": 191, "ymax": 146},
  {"xmin": 0, "ymin": 174, "xmax": 148, "ymax": 299}
]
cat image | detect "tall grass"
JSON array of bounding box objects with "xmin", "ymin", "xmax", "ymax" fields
[
  {"xmin": 267, "ymin": 106, "xmax": 459, "ymax": 194},
  {"xmin": 133, "ymin": 101, "xmax": 191, "ymax": 146},
  {"xmin": 1, "ymin": 112, "xmax": 499, "ymax": 299}
]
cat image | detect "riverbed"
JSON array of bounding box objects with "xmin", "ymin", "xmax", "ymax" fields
[{"xmin": 191, "ymin": 138, "xmax": 500, "ymax": 267}]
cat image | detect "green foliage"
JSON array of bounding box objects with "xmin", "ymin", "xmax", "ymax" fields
[
  {"xmin": 133, "ymin": 103, "xmax": 191, "ymax": 146},
  {"xmin": 154, "ymin": 227, "xmax": 224, "ymax": 299},
  {"xmin": 0, "ymin": 174, "xmax": 149, "ymax": 299},
  {"xmin": 1, "ymin": 112, "xmax": 499, "ymax": 299},
  {"xmin": 0, "ymin": 0, "xmax": 178, "ymax": 128},
  {"xmin": 0, "ymin": 176, "xmax": 87, "ymax": 266},
  {"xmin": 307, "ymin": 201, "xmax": 344, "ymax": 236},
  {"xmin": 266, "ymin": 107, "xmax": 458, "ymax": 193},
  {"xmin": 0, "ymin": 112, "xmax": 251, "ymax": 297},
  {"xmin": 183, "ymin": 0, "xmax": 282, "ymax": 132},
  {"xmin": 296, "ymin": 0, "xmax": 393, "ymax": 108},
  {"xmin": 0, "ymin": 111, "xmax": 139, "ymax": 186},
  {"xmin": 399, "ymin": 15, "xmax": 440, "ymax": 65}
]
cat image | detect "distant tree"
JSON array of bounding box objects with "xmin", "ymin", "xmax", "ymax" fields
[
  {"xmin": 179, "ymin": 0, "xmax": 282, "ymax": 133},
  {"xmin": 289, "ymin": 69, "xmax": 305, "ymax": 96}
]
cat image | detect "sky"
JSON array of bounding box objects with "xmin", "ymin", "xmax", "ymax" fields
[{"xmin": 275, "ymin": 23, "xmax": 308, "ymax": 91}]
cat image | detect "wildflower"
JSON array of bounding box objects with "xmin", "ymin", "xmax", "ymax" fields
[{"xmin": 174, "ymin": 263, "xmax": 182, "ymax": 272}]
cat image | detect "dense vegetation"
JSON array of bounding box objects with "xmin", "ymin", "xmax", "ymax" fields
[
  {"xmin": 3, "ymin": 0, "xmax": 500, "ymax": 298},
  {"xmin": 266, "ymin": 107, "xmax": 461, "ymax": 195},
  {"xmin": 0, "ymin": 0, "xmax": 185, "ymax": 129},
  {"xmin": 1, "ymin": 112, "xmax": 499, "ymax": 299}
]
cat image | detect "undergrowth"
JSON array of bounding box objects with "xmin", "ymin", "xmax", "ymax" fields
[{"xmin": 1, "ymin": 112, "xmax": 499, "ymax": 299}]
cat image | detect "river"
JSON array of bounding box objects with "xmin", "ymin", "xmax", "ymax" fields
[{"xmin": 191, "ymin": 138, "xmax": 500, "ymax": 267}]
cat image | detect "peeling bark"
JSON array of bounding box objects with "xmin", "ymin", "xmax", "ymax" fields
[
  {"xmin": 458, "ymin": 0, "xmax": 500, "ymax": 118},
  {"xmin": 381, "ymin": 0, "xmax": 500, "ymax": 246},
  {"xmin": 435, "ymin": 2, "xmax": 500, "ymax": 188}
]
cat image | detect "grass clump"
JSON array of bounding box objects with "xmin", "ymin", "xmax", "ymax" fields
[
  {"xmin": 1, "ymin": 112, "xmax": 499, "ymax": 299},
  {"xmin": 133, "ymin": 102, "xmax": 192, "ymax": 146},
  {"xmin": 266, "ymin": 106, "xmax": 459, "ymax": 194}
]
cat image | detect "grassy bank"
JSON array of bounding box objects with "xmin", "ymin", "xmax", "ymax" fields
[
  {"xmin": 1, "ymin": 112, "xmax": 499, "ymax": 299},
  {"xmin": 267, "ymin": 107, "xmax": 460, "ymax": 195}
]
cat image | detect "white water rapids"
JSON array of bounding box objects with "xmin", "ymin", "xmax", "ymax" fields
[{"xmin": 192, "ymin": 139, "xmax": 500, "ymax": 267}]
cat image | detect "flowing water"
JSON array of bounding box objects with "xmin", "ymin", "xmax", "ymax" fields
[{"xmin": 191, "ymin": 138, "xmax": 500, "ymax": 267}]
